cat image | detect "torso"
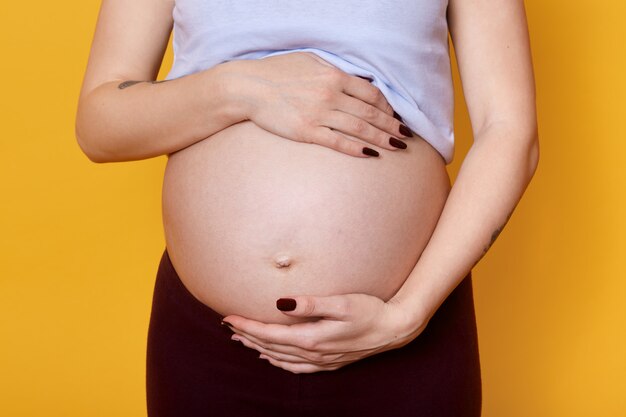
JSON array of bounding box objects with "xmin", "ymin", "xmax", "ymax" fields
[{"xmin": 162, "ymin": 120, "xmax": 451, "ymax": 324}]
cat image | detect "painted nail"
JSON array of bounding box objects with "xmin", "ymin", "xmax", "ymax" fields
[
  {"xmin": 393, "ymin": 111, "xmax": 403, "ymax": 122},
  {"xmin": 399, "ymin": 124, "xmax": 414, "ymax": 137},
  {"xmin": 276, "ymin": 298, "xmax": 297, "ymax": 311},
  {"xmin": 362, "ymin": 147, "xmax": 379, "ymax": 157},
  {"xmin": 389, "ymin": 137, "xmax": 407, "ymax": 149},
  {"xmin": 357, "ymin": 75, "xmax": 374, "ymax": 82}
]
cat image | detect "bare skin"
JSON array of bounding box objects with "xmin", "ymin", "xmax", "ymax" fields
[
  {"xmin": 76, "ymin": 0, "xmax": 539, "ymax": 375},
  {"xmin": 161, "ymin": 117, "xmax": 449, "ymax": 325},
  {"xmin": 75, "ymin": 0, "xmax": 410, "ymax": 163},
  {"xmin": 117, "ymin": 79, "xmax": 171, "ymax": 89},
  {"xmin": 222, "ymin": 0, "xmax": 540, "ymax": 373}
]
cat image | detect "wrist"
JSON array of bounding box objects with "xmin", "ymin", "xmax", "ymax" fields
[
  {"xmin": 386, "ymin": 296, "xmax": 431, "ymax": 340},
  {"xmin": 213, "ymin": 59, "xmax": 267, "ymax": 124}
]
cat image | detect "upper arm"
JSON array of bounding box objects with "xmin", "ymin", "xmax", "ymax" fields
[
  {"xmin": 78, "ymin": 0, "xmax": 174, "ymax": 101},
  {"xmin": 447, "ymin": 0, "xmax": 538, "ymax": 139}
]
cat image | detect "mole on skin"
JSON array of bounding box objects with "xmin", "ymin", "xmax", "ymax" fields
[{"xmin": 273, "ymin": 254, "xmax": 293, "ymax": 268}]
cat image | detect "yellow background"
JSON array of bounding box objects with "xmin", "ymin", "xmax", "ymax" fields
[{"xmin": 1, "ymin": 0, "xmax": 624, "ymax": 415}]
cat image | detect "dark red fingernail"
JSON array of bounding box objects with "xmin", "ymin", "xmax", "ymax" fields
[
  {"xmin": 393, "ymin": 111, "xmax": 403, "ymax": 122},
  {"xmin": 357, "ymin": 75, "xmax": 374, "ymax": 82},
  {"xmin": 276, "ymin": 298, "xmax": 297, "ymax": 311},
  {"xmin": 399, "ymin": 124, "xmax": 414, "ymax": 137},
  {"xmin": 362, "ymin": 147, "xmax": 379, "ymax": 157},
  {"xmin": 389, "ymin": 137, "xmax": 407, "ymax": 149}
]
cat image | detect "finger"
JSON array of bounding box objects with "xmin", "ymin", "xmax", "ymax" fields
[
  {"xmin": 321, "ymin": 109, "xmax": 408, "ymax": 151},
  {"xmin": 332, "ymin": 94, "xmax": 414, "ymax": 140},
  {"xmin": 342, "ymin": 75, "xmax": 394, "ymax": 115},
  {"xmin": 229, "ymin": 327, "xmax": 314, "ymax": 358},
  {"xmin": 276, "ymin": 294, "xmax": 354, "ymax": 320},
  {"xmin": 223, "ymin": 316, "xmax": 320, "ymax": 347},
  {"xmin": 259, "ymin": 354, "xmax": 334, "ymax": 374},
  {"xmin": 308, "ymin": 126, "xmax": 381, "ymax": 158},
  {"xmin": 232, "ymin": 334, "xmax": 309, "ymax": 363},
  {"xmin": 230, "ymin": 325, "xmax": 359, "ymax": 365},
  {"xmin": 232, "ymin": 333, "xmax": 351, "ymax": 366},
  {"xmin": 233, "ymin": 332, "xmax": 368, "ymax": 369}
]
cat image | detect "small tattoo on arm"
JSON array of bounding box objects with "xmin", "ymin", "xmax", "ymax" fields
[
  {"xmin": 472, "ymin": 208, "xmax": 515, "ymax": 268},
  {"xmin": 117, "ymin": 80, "xmax": 142, "ymax": 89},
  {"xmin": 117, "ymin": 79, "xmax": 171, "ymax": 89}
]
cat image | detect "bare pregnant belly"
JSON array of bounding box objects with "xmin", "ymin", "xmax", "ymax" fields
[{"xmin": 162, "ymin": 120, "xmax": 451, "ymax": 324}]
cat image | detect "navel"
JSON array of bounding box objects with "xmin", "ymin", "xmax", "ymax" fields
[{"xmin": 273, "ymin": 253, "xmax": 293, "ymax": 269}]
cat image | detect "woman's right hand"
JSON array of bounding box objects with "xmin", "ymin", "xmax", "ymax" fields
[{"xmin": 219, "ymin": 51, "xmax": 413, "ymax": 157}]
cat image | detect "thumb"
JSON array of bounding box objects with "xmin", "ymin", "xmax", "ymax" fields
[{"xmin": 276, "ymin": 295, "xmax": 350, "ymax": 320}]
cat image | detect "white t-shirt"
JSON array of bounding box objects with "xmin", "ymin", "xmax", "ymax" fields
[{"xmin": 166, "ymin": 0, "xmax": 455, "ymax": 164}]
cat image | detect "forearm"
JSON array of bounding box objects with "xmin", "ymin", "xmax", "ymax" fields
[
  {"xmin": 390, "ymin": 123, "xmax": 540, "ymax": 331},
  {"xmin": 75, "ymin": 61, "xmax": 248, "ymax": 163}
]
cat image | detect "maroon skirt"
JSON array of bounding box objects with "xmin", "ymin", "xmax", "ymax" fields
[{"xmin": 146, "ymin": 248, "xmax": 482, "ymax": 416}]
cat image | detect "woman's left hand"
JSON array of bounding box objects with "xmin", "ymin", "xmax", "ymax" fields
[{"xmin": 221, "ymin": 293, "xmax": 427, "ymax": 374}]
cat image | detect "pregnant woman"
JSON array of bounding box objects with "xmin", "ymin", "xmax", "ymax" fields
[{"xmin": 76, "ymin": 0, "xmax": 539, "ymax": 415}]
